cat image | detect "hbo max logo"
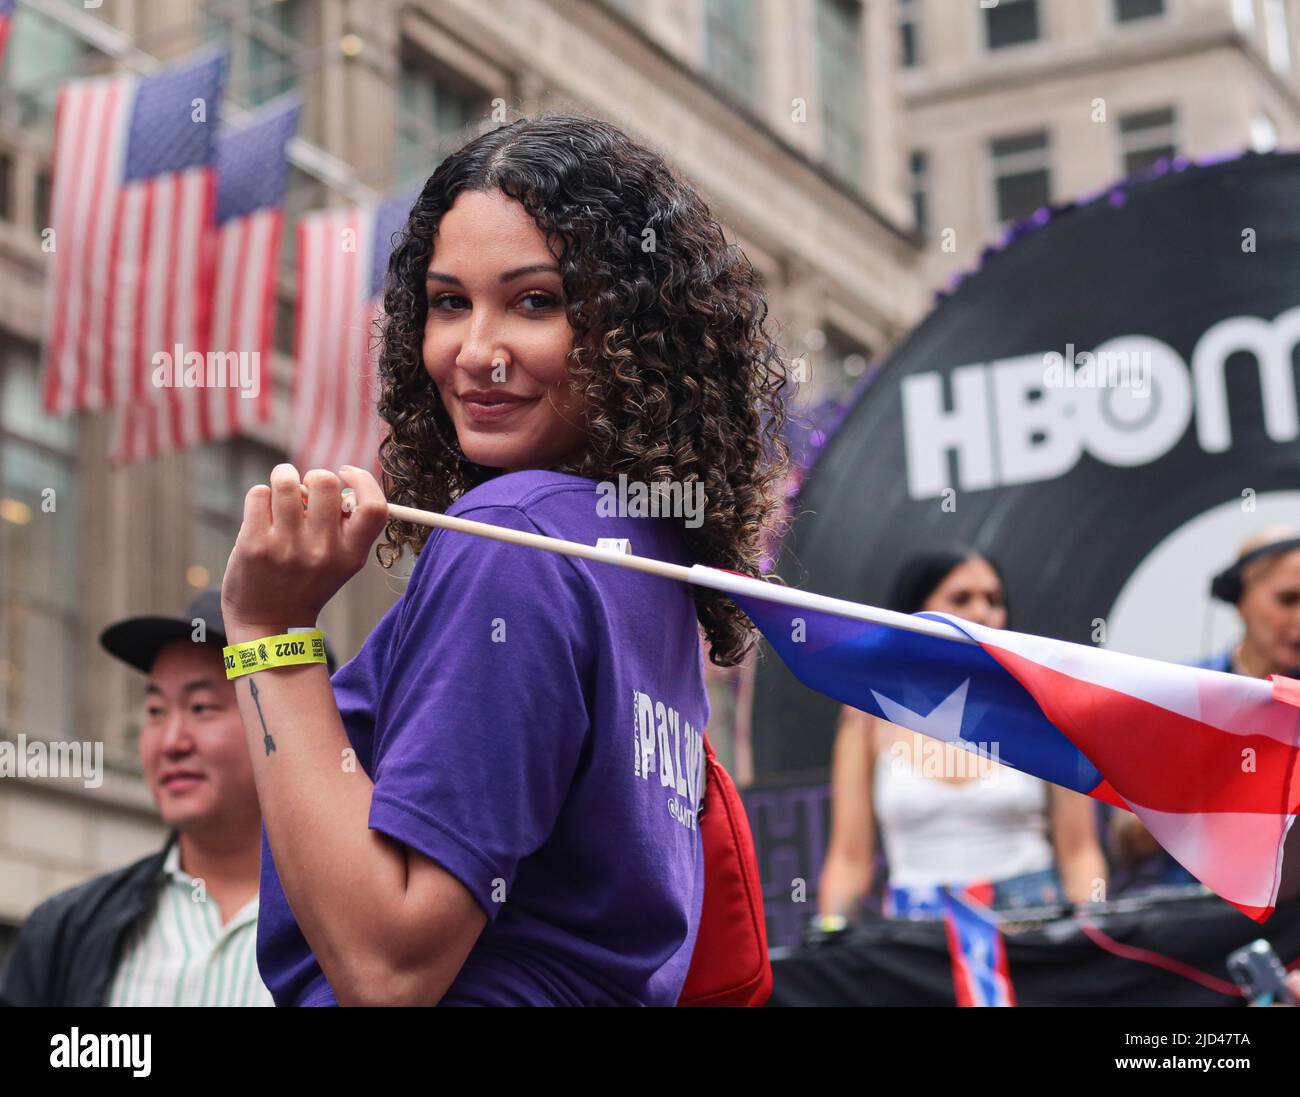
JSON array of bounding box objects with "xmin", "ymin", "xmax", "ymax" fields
[{"xmin": 900, "ymin": 308, "xmax": 1300, "ymax": 499}]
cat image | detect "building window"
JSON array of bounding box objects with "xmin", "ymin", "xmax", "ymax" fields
[
  {"xmin": 990, "ymin": 130, "xmax": 1051, "ymax": 223},
  {"xmin": 0, "ymin": 5, "xmax": 98, "ymax": 132},
  {"xmin": 909, "ymin": 149, "xmax": 929, "ymax": 238},
  {"xmin": 396, "ymin": 49, "xmax": 488, "ymax": 191},
  {"xmin": 0, "ymin": 153, "xmax": 11, "ymax": 223},
  {"xmin": 35, "ymin": 170, "xmax": 52, "ymax": 234},
  {"xmin": 1264, "ymin": 0, "xmax": 1291, "ymax": 72},
  {"xmin": 984, "ymin": 0, "xmax": 1040, "ymax": 50},
  {"xmin": 820, "ymin": 328, "xmax": 873, "ymax": 402},
  {"xmin": 817, "ymin": 0, "xmax": 865, "ymax": 187},
  {"xmin": 190, "ymin": 440, "xmax": 286, "ymax": 592},
  {"xmin": 1119, "ymin": 107, "xmax": 1177, "ymax": 175},
  {"xmin": 0, "ymin": 344, "xmax": 79, "ymax": 743},
  {"xmin": 703, "ymin": 0, "xmax": 759, "ymax": 107},
  {"xmin": 899, "ymin": 0, "xmax": 921, "ymax": 68},
  {"xmin": 1114, "ymin": 0, "xmax": 1166, "ymax": 21},
  {"xmin": 200, "ymin": 0, "xmax": 306, "ymax": 108},
  {"xmin": 274, "ymin": 297, "xmax": 295, "ymax": 357}
]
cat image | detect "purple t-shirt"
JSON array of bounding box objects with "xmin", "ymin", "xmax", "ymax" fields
[{"xmin": 256, "ymin": 470, "xmax": 710, "ymax": 1005}]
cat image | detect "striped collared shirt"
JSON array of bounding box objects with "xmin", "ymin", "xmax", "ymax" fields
[{"xmin": 107, "ymin": 840, "xmax": 273, "ymax": 1006}]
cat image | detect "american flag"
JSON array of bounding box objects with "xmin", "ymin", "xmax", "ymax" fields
[
  {"xmin": 41, "ymin": 51, "xmax": 226, "ymax": 425},
  {"xmin": 292, "ymin": 193, "xmax": 412, "ymax": 477},
  {"xmin": 110, "ymin": 98, "xmax": 301, "ymax": 462}
]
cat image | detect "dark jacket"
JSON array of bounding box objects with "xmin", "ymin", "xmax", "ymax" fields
[{"xmin": 1, "ymin": 834, "xmax": 175, "ymax": 1006}]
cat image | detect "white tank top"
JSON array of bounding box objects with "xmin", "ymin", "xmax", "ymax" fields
[{"xmin": 873, "ymin": 739, "xmax": 1055, "ymax": 888}]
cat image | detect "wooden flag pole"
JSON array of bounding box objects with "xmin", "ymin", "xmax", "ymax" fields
[
  {"xmin": 385, "ymin": 502, "xmax": 695, "ymax": 584},
  {"xmin": 297, "ymin": 484, "xmax": 973, "ymax": 644},
  {"xmin": 381, "ymin": 500, "xmax": 975, "ymax": 646}
]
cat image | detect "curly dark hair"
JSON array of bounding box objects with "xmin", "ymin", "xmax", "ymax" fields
[{"xmin": 374, "ymin": 113, "xmax": 791, "ymax": 667}]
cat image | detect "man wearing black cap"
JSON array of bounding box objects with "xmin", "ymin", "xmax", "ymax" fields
[{"xmin": 1, "ymin": 590, "xmax": 333, "ymax": 1006}]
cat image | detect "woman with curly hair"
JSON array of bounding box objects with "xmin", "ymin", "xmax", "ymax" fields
[{"xmin": 219, "ymin": 114, "xmax": 789, "ymax": 1005}]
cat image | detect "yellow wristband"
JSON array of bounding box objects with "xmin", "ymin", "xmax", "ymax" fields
[{"xmin": 223, "ymin": 628, "xmax": 327, "ymax": 679}]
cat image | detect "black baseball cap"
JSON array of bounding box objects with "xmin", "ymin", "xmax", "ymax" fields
[{"xmin": 99, "ymin": 588, "xmax": 337, "ymax": 675}]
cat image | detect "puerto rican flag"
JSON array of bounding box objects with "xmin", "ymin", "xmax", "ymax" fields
[
  {"xmin": 940, "ymin": 888, "xmax": 1015, "ymax": 1007},
  {"xmin": 41, "ymin": 51, "xmax": 226, "ymax": 421},
  {"xmin": 686, "ymin": 567, "xmax": 1300, "ymax": 923},
  {"xmin": 291, "ymin": 192, "xmax": 413, "ymax": 477}
]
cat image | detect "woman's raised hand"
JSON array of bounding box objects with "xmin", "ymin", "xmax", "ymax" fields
[{"xmin": 221, "ymin": 464, "xmax": 389, "ymax": 636}]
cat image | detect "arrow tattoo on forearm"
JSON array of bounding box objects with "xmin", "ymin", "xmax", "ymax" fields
[{"xmin": 249, "ymin": 678, "xmax": 276, "ymax": 756}]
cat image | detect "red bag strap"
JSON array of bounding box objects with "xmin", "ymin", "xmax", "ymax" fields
[{"xmin": 677, "ymin": 733, "xmax": 772, "ymax": 1007}]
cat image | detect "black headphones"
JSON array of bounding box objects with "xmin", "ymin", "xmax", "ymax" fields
[{"xmin": 1209, "ymin": 537, "xmax": 1300, "ymax": 604}]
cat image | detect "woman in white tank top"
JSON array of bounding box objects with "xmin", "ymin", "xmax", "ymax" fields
[{"xmin": 817, "ymin": 548, "xmax": 1107, "ymax": 920}]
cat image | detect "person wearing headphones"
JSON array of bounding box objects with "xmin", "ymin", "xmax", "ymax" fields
[
  {"xmin": 1111, "ymin": 527, "xmax": 1300, "ymax": 887},
  {"xmin": 1199, "ymin": 526, "xmax": 1300, "ymax": 678}
]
